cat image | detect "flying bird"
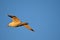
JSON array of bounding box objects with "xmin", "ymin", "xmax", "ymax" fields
[{"xmin": 8, "ymin": 15, "xmax": 34, "ymax": 32}]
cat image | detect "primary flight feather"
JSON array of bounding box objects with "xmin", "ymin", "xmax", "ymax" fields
[{"xmin": 8, "ymin": 15, "xmax": 34, "ymax": 32}]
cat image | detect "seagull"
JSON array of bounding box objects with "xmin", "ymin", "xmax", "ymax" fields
[{"xmin": 8, "ymin": 15, "xmax": 34, "ymax": 32}]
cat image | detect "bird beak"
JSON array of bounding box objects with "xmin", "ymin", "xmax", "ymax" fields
[{"xmin": 8, "ymin": 15, "xmax": 13, "ymax": 18}]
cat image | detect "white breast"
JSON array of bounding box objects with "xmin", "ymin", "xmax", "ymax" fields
[{"xmin": 9, "ymin": 22, "xmax": 20, "ymax": 27}]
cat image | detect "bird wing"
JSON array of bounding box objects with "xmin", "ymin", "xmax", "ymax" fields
[
  {"xmin": 8, "ymin": 15, "xmax": 22, "ymax": 23},
  {"xmin": 12, "ymin": 16, "xmax": 21, "ymax": 23},
  {"xmin": 23, "ymin": 25, "xmax": 34, "ymax": 32}
]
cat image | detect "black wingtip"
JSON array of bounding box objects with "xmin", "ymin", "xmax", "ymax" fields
[
  {"xmin": 8, "ymin": 15, "xmax": 13, "ymax": 18},
  {"xmin": 31, "ymin": 29, "xmax": 35, "ymax": 32}
]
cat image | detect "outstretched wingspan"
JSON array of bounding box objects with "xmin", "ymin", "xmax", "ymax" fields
[{"xmin": 8, "ymin": 14, "xmax": 35, "ymax": 32}]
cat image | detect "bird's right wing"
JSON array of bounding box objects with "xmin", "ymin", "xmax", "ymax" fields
[{"xmin": 23, "ymin": 24, "xmax": 34, "ymax": 32}]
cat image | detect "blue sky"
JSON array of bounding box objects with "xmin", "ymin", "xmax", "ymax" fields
[{"xmin": 0, "ymin": 0, "xmax": 60, "ymax": 40}]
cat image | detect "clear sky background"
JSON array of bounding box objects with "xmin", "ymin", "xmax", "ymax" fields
[{"xmin": 0, "ymin": 0, "xmax": 60, "ymax": 40}]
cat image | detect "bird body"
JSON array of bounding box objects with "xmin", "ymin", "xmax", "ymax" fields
[
  {"xmin": 8, "ymin": 15, "xmax": 34, "ymax": 31},
  {"xmin": 9, "ymin": 22, "xmax": 21, "ymax": 27}
]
